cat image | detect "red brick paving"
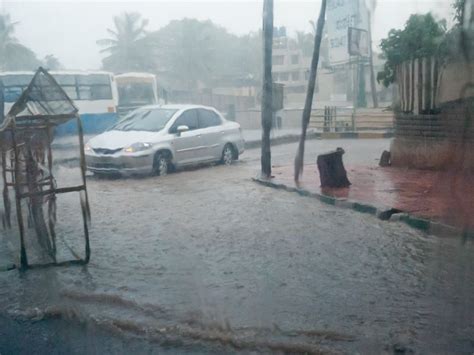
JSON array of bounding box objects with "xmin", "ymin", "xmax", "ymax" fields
[{"xmin": 271, "ymin": 164, "xmax": 474, "ymax": 229}]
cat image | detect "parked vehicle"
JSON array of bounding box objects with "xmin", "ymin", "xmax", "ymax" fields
[
  {"xmin": 115, "ymin": 72, "xmax": 159, "ymax": 118},
  {"xmin": 85, "ymin": 104, "xmax": 245, "ymax": 176},
  {"xmin": 0, "ymin": 70, "xmax": 119, "ymax": 134}
]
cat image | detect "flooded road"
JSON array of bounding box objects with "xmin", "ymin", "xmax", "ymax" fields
[{"xmin": 1, "ymin": 139, "xmax": 474, "ymax": 354}]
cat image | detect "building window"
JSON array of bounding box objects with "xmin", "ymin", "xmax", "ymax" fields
[
  {"xmin": 291, "ymin": 72, "xmax": 300, "ymax": 81},
  {"xmin": 279, "ymin": 72, "xmax": 289, "ymax": 81},
  {"xmin": 291, "ymin": 55, "xmax": 299, "ymax": 64},
  {"xmin": 272, "ymin": 55, "xmax": 284, "ymax": 65}
]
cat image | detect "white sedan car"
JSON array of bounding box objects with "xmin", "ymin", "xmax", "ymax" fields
[{"xmin": 85, "ymin": 104, "xmax": 245, "ymax": 176}]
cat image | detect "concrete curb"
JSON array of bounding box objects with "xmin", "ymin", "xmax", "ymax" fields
[
  {"xmin": 53, "ymin": 131, "xmax": 393, "ymax": 165},
  {"xmin": 0, "ymin": 264, "xmax": 16, "ymax": 272},
  {"xmin": 245, "ymin": 131, "xmax": 393, "ymax": 149},
  {"xmin": 252, "ymin": 177, "xmax": 473, "ymax": 238},
  {"xmin": 52, "ymin": 131, "xmax": 393, "ymax": 151}
]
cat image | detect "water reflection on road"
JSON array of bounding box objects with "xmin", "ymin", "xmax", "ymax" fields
[{"xmin": 1, "ymin": 141, "xmax": 473, "ymax": 353}]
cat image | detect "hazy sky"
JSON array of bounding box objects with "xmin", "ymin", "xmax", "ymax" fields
[{"xmin": 2, "ymin": 0, "xmax": 454, "ymax": 70}]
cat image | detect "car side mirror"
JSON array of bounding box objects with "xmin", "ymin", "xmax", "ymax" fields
[{"xmin": 176, "ymin": 125, "xmax": 189, "ymax": 136}]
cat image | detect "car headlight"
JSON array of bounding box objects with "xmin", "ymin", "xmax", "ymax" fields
[
  {"xmin": 123, "ymin": 142, "xmax": 152, "ymax": 153},
  {"xmin": 84, "ymin": 144, "xmax": 92, "ymax": 152}
]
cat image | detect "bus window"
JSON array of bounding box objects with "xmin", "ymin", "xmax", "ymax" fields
[
  {"xmin": 77, "ymin": 74, "xmax": 110, "ymax": 85},
  {"xmin": 52, "ymin": 74, "xmax": 77, "ymax": 99},
  {"xmin": 4, "ymin": 87, "xmax": 24, "ymax": 103},
  {"xmin": 91, "ymin": 85, "xmax": 113, "ymax": 100},
  {"xmin": 61, "ymin": 86, "xmax": 79, "ymax": 100},
  {"xmin": 2, "ymin": 74, "xmax": 33, "ymax": 87},
  {"xmin": 77, "ymin": 74, "xmax": 113, "ymax": 101},
  {"xmin": 118, "ymin": 83, "xmax": 155, "ymax": 106}
]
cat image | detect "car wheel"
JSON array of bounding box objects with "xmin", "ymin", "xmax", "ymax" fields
[
  {"xmin": 221, "ymin": 144, "xmax": 235, "ymax": 166},
  {"xmin": 153, "ymin": 152, "xmax": 170, "ymax": 176}
]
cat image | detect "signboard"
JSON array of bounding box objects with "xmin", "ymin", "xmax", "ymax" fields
[
  {"xmin": 348, "ymin": 27, "xmax": 369, "ymax": 56},
  {"xmin": 327, "ymin": 0, "xmax": 369, "ymax": 66}
]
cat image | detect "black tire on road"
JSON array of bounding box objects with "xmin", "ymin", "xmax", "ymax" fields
[
  {"xmin": 221, "ymin": 144, "xmax": 235, "ymax": 166},
  {"xmin": 153, "ymin": 152, "xmax": 170, "ymax": 176}
]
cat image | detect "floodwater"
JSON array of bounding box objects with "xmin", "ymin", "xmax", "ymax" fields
[{"xmin": 1, "ymin": 140, "xmax": 474, "ymax": 354}]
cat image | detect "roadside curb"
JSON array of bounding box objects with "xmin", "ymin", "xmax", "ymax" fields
[
  {"xmin": 244, "ymin": 132, "xmax": 321, "ymax": 149},
  {"xmin": 244, "ymin": 131, "xmax": 393, "ymax": 149},
  {"xmin": 51, "ymin": 131, "xmax": 393, "ymax": 152},
  {"xmin": 252, "ymin": 177, "xmax": 472, "ymax": 238},
  {"xmin": 0, "ymin": 264, "xmax": 16, "ymax": 272}
]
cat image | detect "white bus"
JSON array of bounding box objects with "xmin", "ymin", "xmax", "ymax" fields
[
  {"xmin": 0, "ymin": 70, "xmax": 119, "ymax": 134},
  {"xmin": 115, "ymin": 72, "xmax": 159, "ymax": 118}
]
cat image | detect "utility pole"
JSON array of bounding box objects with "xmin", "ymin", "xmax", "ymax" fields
[
  {"xmin": 367, "ymin": 9, "xmax": 379, "ymax": 108},
  {"xmin": 260, "ymin": 0, "xmax": 273, "ymax": 178},
  {"xmin": 294, "ymin": 0, "xmax": 327, "ymax": 182}
]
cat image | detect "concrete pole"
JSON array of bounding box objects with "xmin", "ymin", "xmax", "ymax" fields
[{"xmin": 368, "ymin": 10, "xmax": 379, "ymax": 108}]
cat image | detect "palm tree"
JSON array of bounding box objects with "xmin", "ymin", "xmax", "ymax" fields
[
  {"xmin": 97, "ymin": 12, "xmax": 152, "ymax": 72},
  {"xmin": 0, "ymin": 14, "xmax": 40, "ymax": 71}
]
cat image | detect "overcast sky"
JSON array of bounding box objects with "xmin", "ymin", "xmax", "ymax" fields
[{"xmin": 2, "ymin": 0, "xmax": 454, "ymax": 70}]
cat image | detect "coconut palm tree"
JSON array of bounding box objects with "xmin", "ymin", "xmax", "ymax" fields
[
  {"xmin": 97, "ymin": 12, "xmax": 153, "ymax": 72},
  {"xmin": 0, "ymin": 14, "xmax": 40, "ymax": 71}
]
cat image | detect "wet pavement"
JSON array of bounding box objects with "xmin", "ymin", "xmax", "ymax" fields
[
  {"xmin": 1, "ymin": 139, "xmax": 474, "ymax": 354},
  {"xmin": 271, "ymin": 163, "xmax": 474, "ymax": 230}
]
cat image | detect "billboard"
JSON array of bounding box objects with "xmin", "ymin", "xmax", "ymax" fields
[
  {"xmin": 327, "ymin": 0, "xmax": 369, "ymax": 66},
  {"xmin": 348, "ymin": 27, "xmax": 369, "ymax": 56}
]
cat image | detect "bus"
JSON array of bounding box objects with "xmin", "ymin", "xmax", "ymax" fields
[
  {"xmin": 0, "ymin": 70, "xmax": 119, "ymax": 135},
  {"xmin": 115, "ymin": 72, "xmax": 159, "ymax": 118}
]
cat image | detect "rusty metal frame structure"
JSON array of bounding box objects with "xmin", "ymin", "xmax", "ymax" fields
[{"xmin": 0, "ymin": 67, "xmax": 90, "ymax": 270}]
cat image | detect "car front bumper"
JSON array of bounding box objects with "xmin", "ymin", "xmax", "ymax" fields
[{"xmin": 85, "ymin": 152, "xmax": 154, "ymax": 176}]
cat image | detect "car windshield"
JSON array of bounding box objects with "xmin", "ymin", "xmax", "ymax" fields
[{"xmin": 110, "ymin": 108, "xmax": 177, "ymax": 132}]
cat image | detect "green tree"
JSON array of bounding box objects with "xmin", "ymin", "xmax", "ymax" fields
[
  {"xmin": 377, "ymin": 13, "xmax": 446, "ymax": 87},
  {"xmin": 294, "ymin": 31, "xmax": 314, "ymax": 57},
  {"xmin": 97, "ymin": 12, "xmax": 153, "ymax": 72},
  {"xmin": 150, "ymin": 18, "xmax": 262, "ymax": 90},
  {"xmin": 152, "ymin": 19, "xmax": 224, "ymax": 90},
  {"xmin": 43, "ymin": 54, "xmax": 62, "ymax": 70},
  {"xmin": 0, "ymin": 14, "xmax": 41, "ymax": 71},
  {"xmin": 453, "ymin": 0, "xmax": 466, "ymax": 24},
  {"xmin": 224, "ymin": 31, "xmax": 262, "ymax": 85}
]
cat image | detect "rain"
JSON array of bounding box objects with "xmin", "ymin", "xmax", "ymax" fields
[{"xmin": 0, "ymin": 0, "xmax": 473, "ymax": 354}]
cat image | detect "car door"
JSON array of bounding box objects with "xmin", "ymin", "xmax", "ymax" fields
[
  {"xmin": 169, "ymin": 109, "xmax": 204, "ymax": 165},
  {"xmin": 197, "ymin": 108, "xmax": 224, "ymax": 160}
]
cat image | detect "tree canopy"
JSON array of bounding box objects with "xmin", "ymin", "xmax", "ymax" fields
[
  {"xmin": 149, "ymin": 18, "xmax": 263, "ymax": 90},
  {"xmin": 97, "ymin": 12, "xmax": 155, "ymax": 73},
  {"xmin": 0, "ymin": 14, "xmax": 42, "ymax": 71},
  {"xmin": 98, "ymin": 16, "xmax": 321, "ymax": 91},
  {"xmin": 377, "ymin": 13, "xmax": 447, "ymax": 87}
]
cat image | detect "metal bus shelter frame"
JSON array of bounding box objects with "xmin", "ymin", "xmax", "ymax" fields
[{"xmin": 0, "ymin": 67, "xmax": 90, "ymax": 270}]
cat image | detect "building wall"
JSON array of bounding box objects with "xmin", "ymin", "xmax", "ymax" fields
[
  {"xmin": 438, "ymin": 61, "xmax": 474, "ymax": 105},
  {"xmin": 391, "ymin": 98, "xmax": 474, "ymax": 170}
]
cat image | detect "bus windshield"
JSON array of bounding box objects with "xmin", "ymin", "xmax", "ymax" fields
[{"xmin": 118, "ymin": 82, "xmax": 156, "ymax": 106}]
